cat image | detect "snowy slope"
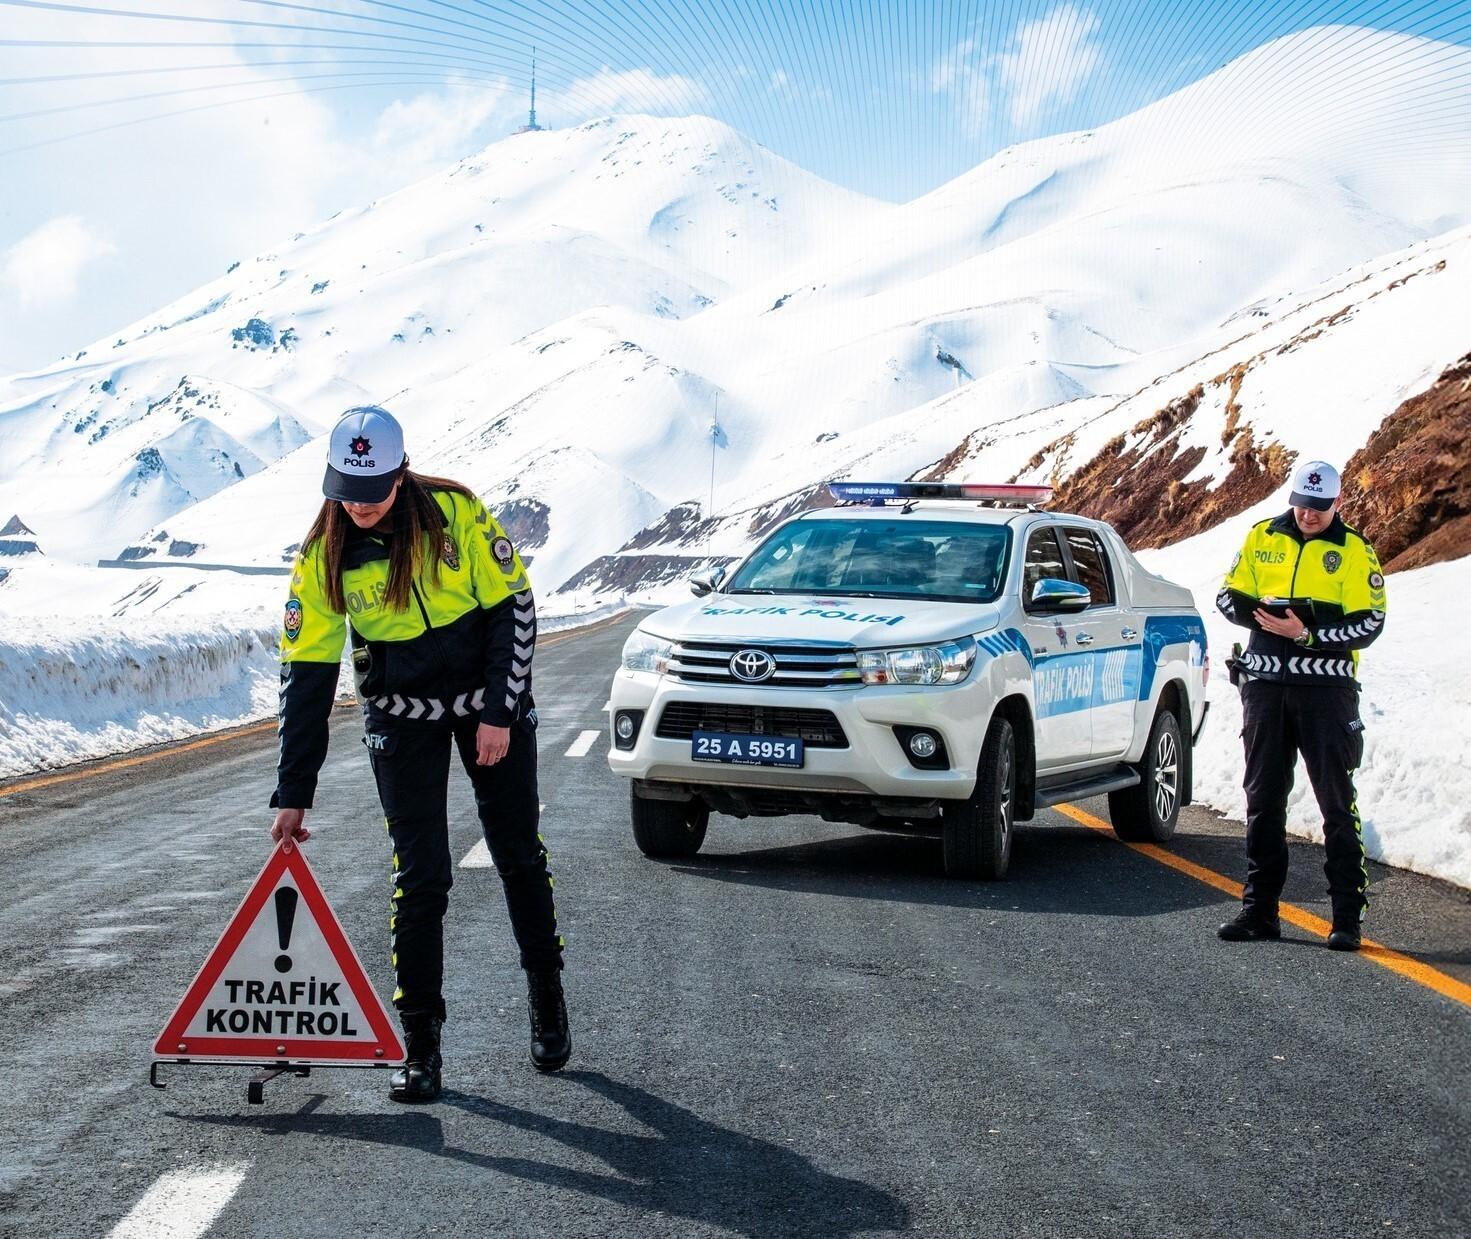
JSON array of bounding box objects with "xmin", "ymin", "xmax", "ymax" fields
[{"xmin": 0, "ymin": 114, "xmax": 888, "ymax": 564}]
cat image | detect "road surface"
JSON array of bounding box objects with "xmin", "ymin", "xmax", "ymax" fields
[{"xmin": 2, "ymin": 613, "xmax": 1468, "ymax": 1238}]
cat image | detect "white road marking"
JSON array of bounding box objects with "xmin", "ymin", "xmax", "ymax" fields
[
  {"xmin": 460, "ymin": 805, "xmax": 545, "ymax": 869},
  {"xmin": 565, "ymin": 729, "xmax": 601, "ymax": 758},
  {"xmin": 107, "ymin": 1163, "xmax": 250, "ymax": 1239}
]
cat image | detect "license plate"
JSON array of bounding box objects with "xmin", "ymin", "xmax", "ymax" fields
[{"xmin": 691, "ymin": 731, "xmax": 805, "ymax": 768}]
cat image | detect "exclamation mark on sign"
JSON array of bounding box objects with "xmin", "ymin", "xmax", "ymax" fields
[{"xmin": 274, "ymin": 887, "xmax": 299, "ymax": 974}]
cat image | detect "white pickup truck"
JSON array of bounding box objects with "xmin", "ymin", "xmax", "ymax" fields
[{"xmin": 606, "ymin": 482, "xmax": 1209, "ymax": 879}]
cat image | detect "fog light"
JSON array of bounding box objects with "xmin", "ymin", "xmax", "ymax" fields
[
  {"xmin": 909, "ymin": 731, "xmax": 938, "ymax": 759},
  {"xmin": 615, "ymin": 714, "xmax": 635, "ymax": 741}
]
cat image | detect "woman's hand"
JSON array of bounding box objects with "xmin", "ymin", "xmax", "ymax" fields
[
  {"xmin": 271, "ymin": 807, "xmax": 311, "ymax": 851},
  {"xmin": 476, "ymin": 723, "xmax": 511, "ymax": 766}
]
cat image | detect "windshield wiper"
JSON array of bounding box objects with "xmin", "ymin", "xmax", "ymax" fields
[{"xmin": 725, "ymin": 588, "xmax": 777, "ymax": 595}]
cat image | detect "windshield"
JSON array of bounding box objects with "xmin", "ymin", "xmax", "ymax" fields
[{"xmin": 725, "ymin": 517, "xmax": 1011, "ymax": 603}]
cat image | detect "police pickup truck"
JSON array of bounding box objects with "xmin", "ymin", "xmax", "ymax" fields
[{"xmin": 606, "ymin": 482, "xmax": 1208, "ymax": 879}]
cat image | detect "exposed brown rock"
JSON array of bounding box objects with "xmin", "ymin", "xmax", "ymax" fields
[
  {"xmin": 495, "ymin": 497, "xmax": 552, "ymax": 550},
  {"xmin": 556, "ymin": 553, "xmax": 741, "ymax": 595},
  {"xmin": 1340, "ymin": 350, "xmax": 1471, "ymax": 571}
]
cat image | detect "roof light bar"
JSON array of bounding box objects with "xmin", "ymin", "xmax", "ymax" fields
[{"xmin": 826, "ymin": 481, "xmax": 1053, "ymax": 506}]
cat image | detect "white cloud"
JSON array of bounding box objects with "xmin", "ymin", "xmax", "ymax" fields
[
  {"xmin": 996, "ymin": 4, "xmax": 1103, "ymax": 126},
  {"xmin": 373, "ymin": 83, "xmax": 518, "ymax": 170},
  {"xmin": 556, "ymin": 66, "xmax": 709, "ymax": 116},
  {"xmin": 934, "ymin": 5, "xmax": 1104, "ymax": 134},
  {"xmin": 932, "ymin": 36, "xmax": 991, "ymax": 136},
  {"xmin": 0, "ymin": 216, "xmax": 116, "ymax": 308}
]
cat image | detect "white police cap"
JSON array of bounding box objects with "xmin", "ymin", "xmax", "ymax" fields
[
  {"xmin": 323, "ymin": 406, "xmax": 405, "ymax": 503},
  {"xmin": 1288, "ymin": 459, "xmax": 1341, "ymax": 512}
]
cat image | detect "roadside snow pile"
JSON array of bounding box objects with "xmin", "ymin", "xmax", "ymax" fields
[
  {"xmin": 1140, "ymin": 521, "xmax": 1471, "ymax": 890},
  {"xmin": 0, "ymin": 580, "xmax": 628, "ymax": 778},
  {"xmin": 0, "ymin": 619, "xmax": 281, "ymax": 777}
]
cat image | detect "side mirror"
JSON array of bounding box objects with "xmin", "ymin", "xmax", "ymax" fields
[
  {"xmin": 1030, "ymin": 578, "xmax": 1090, "ymax": 612},
  {"xmin": 690, "ymin": 564, "xmax": 727, "ymax": 598}
]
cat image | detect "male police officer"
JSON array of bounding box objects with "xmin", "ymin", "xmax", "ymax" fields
[{"xmin": 1215, "ymin": 460, "xmax": 1387, "ymax": 951}]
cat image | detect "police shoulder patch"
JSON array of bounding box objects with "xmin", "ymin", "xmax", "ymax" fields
[
  {"xmin": 283, "ymin": 597, "xmax": 303, "ymax": 641},
  {"xmin": 491, "ymin": 536, "xmax": 515, "ymax": 568},
  {"xmin": 1369, "ymin": 571, "xmax": 1385, "ymax": 590}
]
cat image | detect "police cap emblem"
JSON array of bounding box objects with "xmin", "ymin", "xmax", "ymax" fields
[
  {"xmin": 284, "ymin": 598, "xmax": 303, "ymax": 641},
  {"xmin": 1322, "ymin": 550, "xmax": 1342, "ymax": 574}
]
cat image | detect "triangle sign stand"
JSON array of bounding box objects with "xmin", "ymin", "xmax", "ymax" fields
[{"xmin": 152, "ymin": 841, "xmax": 404, "ymax": 1102}]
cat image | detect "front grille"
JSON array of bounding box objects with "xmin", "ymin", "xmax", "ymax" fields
[
  {"xmin": 669, "ymin": 640, "xmax": 860, "ymax": 689},
  {"xmin": 655, "ymin": 702, "xmax": 849, "ymax": 748}
]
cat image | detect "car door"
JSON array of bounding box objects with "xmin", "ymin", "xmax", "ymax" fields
[
  {"xmin": 1058, "ymin": 525, "xmax": 1141, "ymax": 760},
  {"xmin": 1018, "ymin": 523, "xmax": 1093, "ymax": 769}
]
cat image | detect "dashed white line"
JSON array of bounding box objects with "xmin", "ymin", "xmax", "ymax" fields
[
  {"xmin": 107, "ymin": 1163, "xmax": 250, "ymax": 1239},
  {"xmin": 460, "ymin": 805, "xmax": 545, "ymax": 869},
  {"xmin": 565, "ymin": 729, "xmax": 601, "ymax": 758}
]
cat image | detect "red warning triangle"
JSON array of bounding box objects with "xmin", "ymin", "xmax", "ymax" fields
[{"xmin": 154, "ymin": 842, "xmax": 405, "ymax": 1067}]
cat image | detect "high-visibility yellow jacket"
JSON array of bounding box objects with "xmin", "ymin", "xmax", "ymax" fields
[
  {"xmin": 1216, "ymin": 511, "xmax": 1386, "ymax": 685},
  {"xmin": 272, "ymin": 487, "xmax": 535, "ymax": 808}
]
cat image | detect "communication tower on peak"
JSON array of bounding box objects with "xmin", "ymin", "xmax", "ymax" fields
[{"xmin": 515, "ymin": 49, "xmax": 544, "ymax": 134}]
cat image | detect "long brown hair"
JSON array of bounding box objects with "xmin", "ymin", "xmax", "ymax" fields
[{"xmin": 301, "ymin": 465, "xmax": 476, "ymax": 614}]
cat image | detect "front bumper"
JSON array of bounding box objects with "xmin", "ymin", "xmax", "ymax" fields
[{"xmin": 606, "ymin": 669, "xmax": 988, "ymax": 801}]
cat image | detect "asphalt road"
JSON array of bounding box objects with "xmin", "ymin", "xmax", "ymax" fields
[{"xmin": 2, "ymin": 612, "xmax": 1469, "ymax": 1238}]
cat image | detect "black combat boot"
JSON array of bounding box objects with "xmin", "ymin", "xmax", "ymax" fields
[
  {"xmin": 389, "ymin": 1011, "xmax": 443, "ymax": 1103},
  {"xmin": 526, "ymin": 970, "xmax": 571, "ymax": 1072},
  {"xmin": 1327, "ymin": 921, "xmax": 1362, "ymax": 952},
  {"xmin": 1217, "ymin": 907, "xmax": 1282, "ymax": 941}
]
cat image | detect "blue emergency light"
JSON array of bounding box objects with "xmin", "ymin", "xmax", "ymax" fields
[{"xmin": 827, "ymin": 481, "xmax": 1053, "ymax": 506}]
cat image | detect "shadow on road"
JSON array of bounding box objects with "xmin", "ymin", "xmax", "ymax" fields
[
  {"xmin": 440, "ymin": 1071, "xmax": 908, "ymax": 1237},
  {"xmin": 670, "ymin": 822, "xmax": 1223, "ymax": 918},
  {"xmin": 171, "ymin": 1071, "xmax": 909, "ymax": 1237}
]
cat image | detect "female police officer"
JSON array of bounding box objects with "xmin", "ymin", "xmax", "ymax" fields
[{"xmin": 268, "ymin": 405, "xmax": 569, "ymax": 1102}]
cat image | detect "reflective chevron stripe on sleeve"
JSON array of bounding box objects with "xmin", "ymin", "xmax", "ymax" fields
[
  {"xmin": 506, "ymin": 590, "xmax": 535, "ymax": 714},
  {"xmin": 1316, "ymin": 612, "xmax": 1385, "ymax": 644}
]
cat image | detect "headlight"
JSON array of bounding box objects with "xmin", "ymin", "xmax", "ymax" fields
[
  {"xmin": 857, "ymin": 636, "xmax": 977, "ymax": 686},
  {"xmin": 621, "ymin": 629, "xmax": 673, "ymax": 674}
]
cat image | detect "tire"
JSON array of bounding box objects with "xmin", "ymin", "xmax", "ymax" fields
[
  {"xmin": 1109, "ymin": 708, "xmax": 1184, "ymax": 842},
  {"xmin": 629, "ymin": 787, "xmax": 709, "ymax": 859},
  {"xmin": 942, "ymin": 715, "xmax": 1016, "ymax": 880}
]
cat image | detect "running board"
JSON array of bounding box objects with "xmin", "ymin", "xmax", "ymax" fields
[{"xmin": 1033, "ymin": 766, "xmax": 1140, "ymax": 811}]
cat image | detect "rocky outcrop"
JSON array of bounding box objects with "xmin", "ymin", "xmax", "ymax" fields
[
  {"xmin": 1042, "ymin": 384, "xmax": 1292, "ymax": 549},
  {"xmin": 0, "ymin": 515, "xmax": 41, "ymax": 557},
  {"xmin": 1341, "ymin": 351, "xmax": 1471, "ymax": 571}
]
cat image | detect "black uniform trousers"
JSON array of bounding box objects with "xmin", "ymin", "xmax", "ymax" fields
[
  {"xmin": 1240, "ymin": 678, "xmax": 1367, "ymax": 924},
  {"xmin": 364, "ymin": 706, "xmax": 562, "ymax": 1020}
]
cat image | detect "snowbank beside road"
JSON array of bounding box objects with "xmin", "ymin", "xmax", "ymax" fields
[
  {"xmin": 0, "ymin": 580, "xmax": 627, "ymax": 779},
  {"xmin": 0, "ymin": 619, "xmax": 281, "ymax": 778},
  {"xmin": 1140, "ymin": 524, "xmax": 1471, "ymax": 891}
]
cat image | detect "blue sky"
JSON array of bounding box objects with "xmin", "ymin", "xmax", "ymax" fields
[{"xmin": 2, "ymin": 0, "xmax": 1469, "ymax": 371}]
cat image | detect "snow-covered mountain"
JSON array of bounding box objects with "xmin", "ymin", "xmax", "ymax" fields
[
  {"xmin": 0, "ymin": 114, "xmax": 887, "ymax": 563},
  {"xmin": 3, "ymin": 25, "xmax": 1471, "ymax": 883}
]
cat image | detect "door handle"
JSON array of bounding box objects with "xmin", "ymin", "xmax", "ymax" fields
[
  {"xmin": 1075, "ymin": 633, "xmax": 1094, "ymax": 646},
  {"xmin": 1121, "ymin": 628, "xmax": 1138, "ymax": 640}
]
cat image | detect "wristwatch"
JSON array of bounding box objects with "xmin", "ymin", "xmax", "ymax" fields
[{"xmin": 1294, "ymin": 629, "xmax": 1314, "ymax": 648}]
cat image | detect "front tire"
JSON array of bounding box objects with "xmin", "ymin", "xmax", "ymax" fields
[
  {"xmin": 1109, "ymin": 708, "xmax": 1184, "ymax": 842},
  {"xmin": 630, "ymin": 787, "xmax": 709, "ymax": 858},
  {"xmin": 942, "ymin": 715, "xmax": 1016, "ymax": 880}
]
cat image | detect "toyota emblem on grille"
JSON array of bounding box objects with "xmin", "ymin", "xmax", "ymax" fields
[{"xmin": 730, "ymin": 649, "xmax": 776, "ymax": 682}]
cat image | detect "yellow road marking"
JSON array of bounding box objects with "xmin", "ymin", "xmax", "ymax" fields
[
  {"xmin": 1054, "ymin": 802, "xmax": 1471, "ymax": 1012},
  {"xmin": 0, "ymin": 610, "xmax": 630, "ymax": 801}
]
